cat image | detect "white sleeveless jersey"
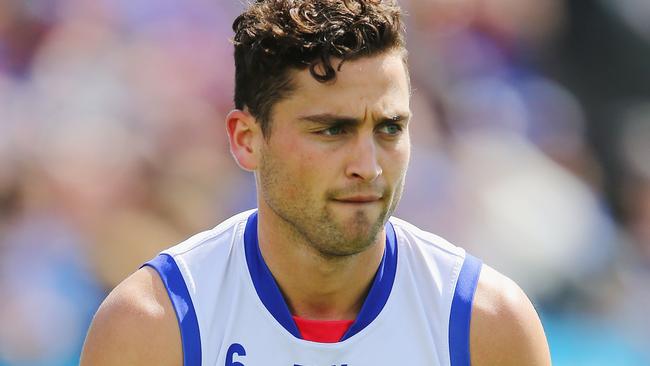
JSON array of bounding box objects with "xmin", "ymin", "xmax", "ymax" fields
[{"xmin": 144, "ymin": 210, "xmax": 482, "ymax": 366}]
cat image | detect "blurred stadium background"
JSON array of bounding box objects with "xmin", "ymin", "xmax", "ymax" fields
[{"xmin": 1, "ymin": 0, "xmax": 649, "ymax": 365}]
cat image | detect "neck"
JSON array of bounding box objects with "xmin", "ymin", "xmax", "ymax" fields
[{"xmin": 256, "ymin": 205, "xmax": 386, "ymax": 321}]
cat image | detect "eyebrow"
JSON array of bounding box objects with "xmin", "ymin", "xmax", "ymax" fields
[{"xmin": 298, "ymin": 113, "xmax": 410, "ymax": 126}]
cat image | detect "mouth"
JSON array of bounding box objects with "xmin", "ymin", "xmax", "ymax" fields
[{"xmin": 332, "ymin": 195, "xmax": 383, "ymax": 204}]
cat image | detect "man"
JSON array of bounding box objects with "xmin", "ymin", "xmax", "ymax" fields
[{"xmin": 81, "ymin": 1, "xmax": 551, "ymax": 365}]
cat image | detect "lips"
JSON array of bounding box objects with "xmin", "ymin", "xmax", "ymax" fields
[{"xmin": 333, "ymin": 195, "xmax": 382, "ymax": 203}]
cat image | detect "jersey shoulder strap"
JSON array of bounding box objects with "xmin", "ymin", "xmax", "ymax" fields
[
  {"xmin": 449, "ymin": 253, "xmax": 483, "ymax": 366},
  {"xmin": 143, "ymin": 254, "xmax": 202, "ymax": 366}
]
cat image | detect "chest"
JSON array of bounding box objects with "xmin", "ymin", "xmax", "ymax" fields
[{"xmin": 197, "ymin": 277, "xmax": 451, "ymax": 366}]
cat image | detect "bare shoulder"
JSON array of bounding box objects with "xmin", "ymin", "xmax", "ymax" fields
[
  {"xmin": 80, "ymin": 266, "xmax": 182, "ymax": 366},
  {"xmin": 470, "ymin": 264, "xmax": 551, "ymax": 366}
]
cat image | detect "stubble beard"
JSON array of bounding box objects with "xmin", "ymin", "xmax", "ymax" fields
[{"xmin": 258, "ymin": 153, "xmax": 405, "ymax": 259}]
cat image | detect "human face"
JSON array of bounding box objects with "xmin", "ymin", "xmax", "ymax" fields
[{"xmin": 256, "ymin": 51, "xmax": 411, "ymax": 257}]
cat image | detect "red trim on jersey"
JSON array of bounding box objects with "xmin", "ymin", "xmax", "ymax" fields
[{"xmin": 292, "ymin": 316, "xmax": 354, "ymax": 343}]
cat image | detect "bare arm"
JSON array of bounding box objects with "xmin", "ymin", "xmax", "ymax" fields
[
  {"xmin": 80, "ymin": 267, "xmax": 183, "ymax": 366},
  {"xmin": 470, "ymin": 265, "xmax": 551, "ymax": 366}
]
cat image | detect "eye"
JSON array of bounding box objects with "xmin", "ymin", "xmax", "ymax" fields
[
  {"xmin": 319, "ymin": 125, "xmax": 346, "ymax": 136},
  {"xmin": 377, "ymin": 123, "xmax": 403, "ymax": 136}
]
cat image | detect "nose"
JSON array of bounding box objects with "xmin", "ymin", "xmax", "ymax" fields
[{"xmin": 344, "ymin": 134, "xmax": 383, "ymax": 182}]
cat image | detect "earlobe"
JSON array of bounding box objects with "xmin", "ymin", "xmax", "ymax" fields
[{"xmin": 226, "ymin": 109, "xmax": 259, "ymax": 171}]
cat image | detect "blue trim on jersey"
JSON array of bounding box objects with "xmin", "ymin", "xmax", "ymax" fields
[
  {"xmin": 449, "ymin": 253, "xmax": 483, "ymax": 366},
  {"xmin": 143, "ymin": 254, "xmax": 201, "ymax": 366},
  {"xmin": 341, "ymin": 220, "xmax": 398, "ymax": 341},
  {"xmin": 243, "ymin": 211, "xmax": 398, "ymax": 342},
  {"xmin": 244, "ymin": 212, "xmax": 302, "ymax": 338}
]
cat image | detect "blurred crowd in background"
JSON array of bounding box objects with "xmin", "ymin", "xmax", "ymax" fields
[{"xmin": 1, "ymin": 0, "xmax": 649, "ymax": 365}]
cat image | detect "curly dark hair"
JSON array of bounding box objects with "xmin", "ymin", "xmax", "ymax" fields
[{"xmin": 232, "ymin": 0, "xmax": 406, "ymax": 136}]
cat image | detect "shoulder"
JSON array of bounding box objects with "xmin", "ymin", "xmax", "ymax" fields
[
  {"xmin": 80, "ymin": 267, "xmax": 182, "ymax": 366},
  {"xmin": 470, "ymin": 264, "xmax": 551, "ymax": 366}
]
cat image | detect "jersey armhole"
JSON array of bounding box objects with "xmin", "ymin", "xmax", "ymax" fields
[
  {"xmin": 448, "ymin": 253, "xmax": 483, "ymax": 366},
  {"xmin": 142, "ymin": 253, "xmax": 202, "ymax": 366}
]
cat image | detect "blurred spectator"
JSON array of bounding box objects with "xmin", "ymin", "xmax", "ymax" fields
[{"xmin": 0, "ymin": 209, "xmax": 103, "ymax": 366}]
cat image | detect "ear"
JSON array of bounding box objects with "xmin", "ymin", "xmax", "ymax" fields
[{"xmin": 226, "ymin": 109, "xmax": 261, "ymax": 171}]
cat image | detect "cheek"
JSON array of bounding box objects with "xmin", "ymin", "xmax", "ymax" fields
[
  {"xmin": 284, "ymin": 139, "xmax": 329, "ymax": 175},
  {"xmin": 266, "ymin": 133, "xmax": 338, "ymax": 196},
  {"xmin": 292, "ymin": 154, "xmax": 325, "ymax": 188},
  {"xmin": 401, "ymin": 135, "xmax": 412, "ymax": 169},
  {"xmin": 384, "ymin": 141, "xmax": 411, "ymax": 178},
  {"xmin": 274, "ymin": 150, "xmax": 322, "ymax": 196},
  {"xmin": 401, "ymin": 147, "xmax": 411, "ymax": 174}
]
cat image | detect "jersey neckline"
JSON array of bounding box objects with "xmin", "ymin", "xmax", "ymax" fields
[{"xmin": 243, "ymin": 211, "xmax": 398, "ymax": 342}]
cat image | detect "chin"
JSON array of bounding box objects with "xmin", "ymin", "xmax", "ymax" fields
[{"xmin": 345, "ymin": 220, "xmax": 385, "ymax": 244}]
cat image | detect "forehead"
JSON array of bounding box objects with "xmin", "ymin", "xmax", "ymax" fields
[{"xmin": 276, "ymin": 51, "xmax": 411, "ymax": 120}]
